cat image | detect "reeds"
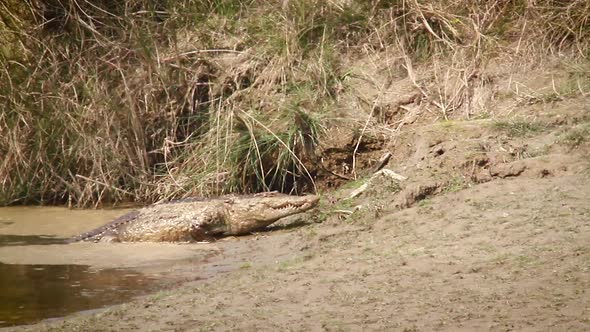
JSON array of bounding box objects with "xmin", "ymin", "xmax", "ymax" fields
[{"xmin": 1, "ymin": 0, "xmax": 588, "ymax": 206}]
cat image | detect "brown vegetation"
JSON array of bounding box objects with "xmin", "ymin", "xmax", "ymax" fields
[{"xmin": 1, "ymin": 0, "xmax": 588, "ymax": 206}]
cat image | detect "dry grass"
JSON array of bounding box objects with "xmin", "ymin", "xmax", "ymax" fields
[{"xmin": 1, "ymin": 0, "xmax": 588, "ymax": 206}]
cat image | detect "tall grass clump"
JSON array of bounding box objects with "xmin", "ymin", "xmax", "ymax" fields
[{"xmin": 1, "ymin": 0, "xmax": 588, "ymax": 206}]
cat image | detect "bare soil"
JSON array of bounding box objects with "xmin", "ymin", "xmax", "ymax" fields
[{"xmin": 4, "ymin": 67, "xmax": 590, "ymax": 331}]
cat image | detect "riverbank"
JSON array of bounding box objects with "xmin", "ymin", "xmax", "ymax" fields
[
  {"xmin": 5, "ymin": 90, "xmax": 590, "ymax": 330},
  {"xmin": 2, "ymin": 1, "xmax": 589, "ymax": 330}
]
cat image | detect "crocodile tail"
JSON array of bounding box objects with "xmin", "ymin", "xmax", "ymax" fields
[{"xmin": 67, "ymin": 210, "xmax": 140, "ymax": 243}]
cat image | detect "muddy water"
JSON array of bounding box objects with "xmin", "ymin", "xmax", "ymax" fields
[
  {"xmin": 0, "ymin": 206, "xmax": 131, "ymax": 237},
  {"xmin": 0, "ymin": 263, "xmax": 158, "ymax": 327},
  {"xmin": 0, "ymin": 206, "xmax": 216, "ymax": 328}
]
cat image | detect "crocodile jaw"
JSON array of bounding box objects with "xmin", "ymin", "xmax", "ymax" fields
[{"xmin": 224, "ymin": 194, "xmax": 320, "ymax": 235}]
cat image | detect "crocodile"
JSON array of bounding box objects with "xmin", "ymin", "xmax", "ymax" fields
[{"xmin": 71, "ymin": 192, "xmax": 320, "ymax": 243}]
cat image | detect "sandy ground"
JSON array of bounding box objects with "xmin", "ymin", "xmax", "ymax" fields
[
  {"xmin": 3, "ymin": 77, "xmax": 590, "ymax": 331},
  {"xmin": 6, "ymin": 173, "xmax": 589, "ymax": 331}
]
